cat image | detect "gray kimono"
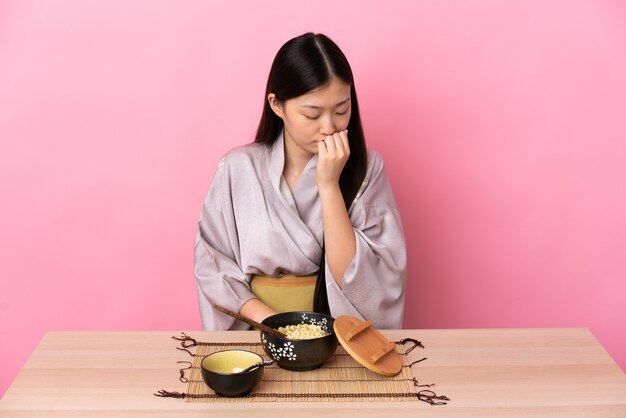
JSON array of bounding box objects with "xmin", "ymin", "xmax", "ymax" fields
[{"xmin": 194, "ymin": 129, "xmax": 407, "ymax": 330}]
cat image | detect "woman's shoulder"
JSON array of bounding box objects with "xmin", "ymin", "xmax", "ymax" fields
[
  {"xmin": 350, "ymin": 148, "xmax": 398, "ymax": 209},
  {"xmin": 218, "ymin": 142, "xmax": 267, "ymax": 170},
  {"xmin": 223, "ymin": 141, "xmax": 267, "ymax": 161},
  {"xmin": 207, "ymin": 143, "xmax": 268, "ymax": 187},
  {"xmin": 365, "ymin": 148, "xmax": 386, "ymax": 179}
]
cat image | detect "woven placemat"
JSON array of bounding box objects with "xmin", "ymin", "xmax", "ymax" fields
[{"xmin": 155, "ymin": 333, "xmax": 449, "ymax": 405}]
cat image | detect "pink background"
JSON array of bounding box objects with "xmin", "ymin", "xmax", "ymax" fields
[{"xmin": 1, "ymin": 0, "xmax": 625, "ymax": 397}]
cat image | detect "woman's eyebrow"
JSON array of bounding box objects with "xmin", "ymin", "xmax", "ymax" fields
[{"xmin": 300, "ymin": 98, "xmax": 351, "ymax": 109}]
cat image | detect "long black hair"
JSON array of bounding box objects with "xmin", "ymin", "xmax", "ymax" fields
[{"xmin": 254, "ymin": 32, "xmax": 367, "ymax": 314}]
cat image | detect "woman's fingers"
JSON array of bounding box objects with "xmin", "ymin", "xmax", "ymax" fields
[
  {"xmin": 317, "ymin": 139, "xmax": 327, "ymax": 157},
  {"xmin": 316, "ymin": 130, "xmax": 350, "ymax": 188},
  {"xmin": 324, "ymin": 130, "xmax": 349, "ymax": 158},
  {"xmin": 324, "ymin": 134, "xmax": 337, "ymax": 154},
  {"xmin": 338, "ymin": 130, "xmax": 350, "ymax": 155}
]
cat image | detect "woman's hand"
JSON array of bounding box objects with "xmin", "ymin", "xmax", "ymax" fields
[
  {"xmin": 316, "ymin": 129, "xmax": 350, "ymax": 190},
  {"xmin": 240, "ymin": 298, "xmax": 277, "ymax": 324}
]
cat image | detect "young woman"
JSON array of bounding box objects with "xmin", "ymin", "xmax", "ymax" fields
[{"xmin": 194, "ymin": 32, "xmax": 406, "ymax": 330}]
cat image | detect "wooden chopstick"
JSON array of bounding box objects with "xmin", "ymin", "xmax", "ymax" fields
[{"xmin": 213, "ymin": 304, "xmax": 287, "ymax": 338}]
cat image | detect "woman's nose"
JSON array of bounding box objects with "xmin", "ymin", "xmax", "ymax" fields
[{"xmin": 320, "ymin": 116, "xmax": 336, "ymax": 136}]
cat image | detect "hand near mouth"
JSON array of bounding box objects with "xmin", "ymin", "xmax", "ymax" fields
[{"xmin": 316, "ymin": 129, "xmax": 349, "ymax": 190}]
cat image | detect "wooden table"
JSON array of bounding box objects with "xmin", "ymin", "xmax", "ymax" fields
[{"xmin": 1, "ymin": 329, "xmax": 625, "ymax": 417}]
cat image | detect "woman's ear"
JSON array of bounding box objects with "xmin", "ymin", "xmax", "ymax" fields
[{"xmin": 268, "ymin": 93, "xmax": 285, "ymax": 119}]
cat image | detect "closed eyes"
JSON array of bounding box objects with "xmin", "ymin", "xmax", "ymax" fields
[{"xmin": 304, "ymin": 111, "xmax": 348, "ymax": 120}]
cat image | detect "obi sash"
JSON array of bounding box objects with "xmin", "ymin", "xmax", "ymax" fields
[{"xmin": 250, "ymin": 273, "xmax": 318, "ymax": 313}]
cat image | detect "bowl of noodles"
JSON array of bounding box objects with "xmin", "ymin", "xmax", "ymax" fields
[{"xmin": 260, "ymin": 312, "xmax": 338, "ymax": 371}]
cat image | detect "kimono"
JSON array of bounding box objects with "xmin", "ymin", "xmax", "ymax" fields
[{"xmin": 194, "ymin": 128, "xmax": 407, "ymax": 330}]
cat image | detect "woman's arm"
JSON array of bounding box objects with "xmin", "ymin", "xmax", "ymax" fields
[
  {"xmin": 195, "ymin": 154, "xmax": 273, "ymax": 330},
  {"xmin": 240, "ymin": 298, "xmax": 278, "ymax": 323},
  {"xmin": 322, "ymin": 150, "xmax": 407, "ymax": 329},
  {"xmin": 316, "ymin": 130, "xmax": 356, "ymax": 287}
]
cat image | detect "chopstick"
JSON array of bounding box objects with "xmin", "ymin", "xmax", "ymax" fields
[{"xmin": 213, "ymin": 304, "xmax": 287, "ymax": 338}]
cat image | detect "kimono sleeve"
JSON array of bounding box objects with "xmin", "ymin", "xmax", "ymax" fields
[
  {"xmin": 325, "ymin": 152, "xmax": 407, "ymax": 329},
  {"xmin": 194, "ymin": 158, "xmax": 256, "ymax": 330}
]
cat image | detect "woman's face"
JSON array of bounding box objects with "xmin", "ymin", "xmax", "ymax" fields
[{"xmin": 269, "ymin": 77, "xmax": 352, "ymax": 156}]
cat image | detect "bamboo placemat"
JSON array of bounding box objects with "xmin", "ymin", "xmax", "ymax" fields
[{"xmin": 155, "ymin": 333, "xmax": 449, "ymax": 404}]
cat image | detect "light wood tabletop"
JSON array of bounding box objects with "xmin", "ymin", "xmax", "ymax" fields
[{"xmin": 1, "ymin": 328, "xmax": 625, "ymax": 417}]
